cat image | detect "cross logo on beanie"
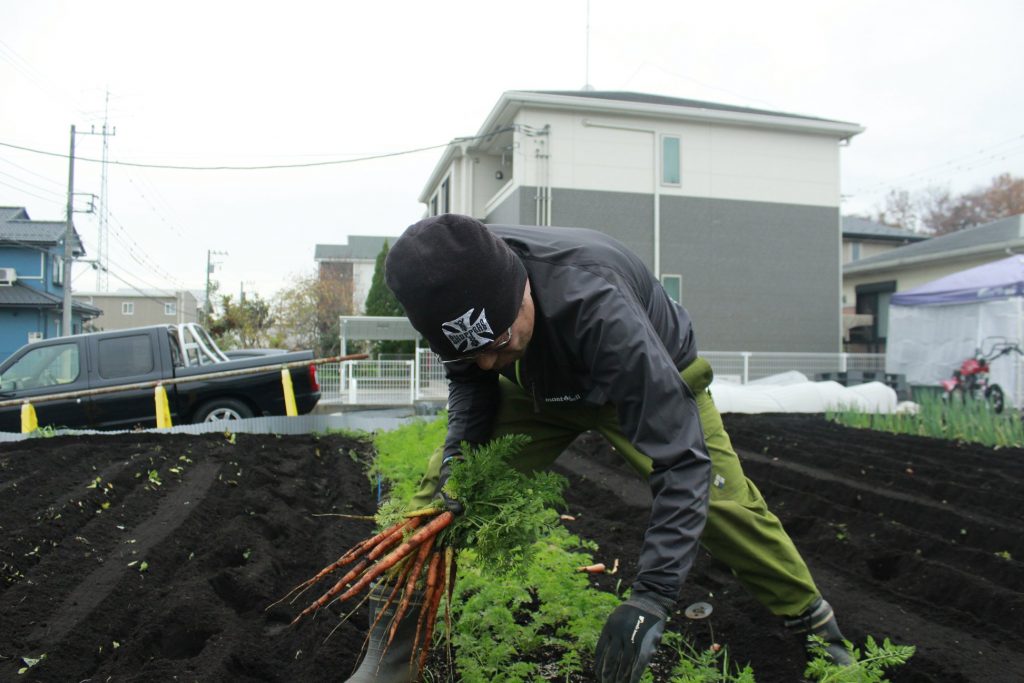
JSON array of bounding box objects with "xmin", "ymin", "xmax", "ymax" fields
[{"xmin": 442, "ymin": 308, "xmax": 494, "ymax": 352}]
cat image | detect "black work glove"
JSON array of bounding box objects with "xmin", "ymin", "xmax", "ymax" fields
[
  {"xmin": 594, "ymin": 592, "xmax": 670, "ymax": 683},
  {"xmin": 433, "ymin": 454, "xmax": 464, "ymax": 515}
]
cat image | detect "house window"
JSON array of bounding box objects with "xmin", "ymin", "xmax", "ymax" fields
[
  {"xmin": 51, "ymin": 255, "xmax": 64, "ymax": 285},
  {"xmin": 430, "ymin": 195, "xmax": 439, "ymax": 216},
  {"xmin": 661, "ymin": 135, "xmax": 681, "ymax": 186},
  {"xmin": 661, "ymin": 274, "xmax": 682, "ymax": 303},
  {"xmin": 441, "ymin": 177, "xmax": 451, "ymax": 214},
  {"xmin": 851, "ymin": 242, "xmax": 861, "ymax": 261},
  {"xmin": 165, "ymin": 303, "xmax": 177, "ymax": 316},
  {"xmin": 122, "ymin": 302, "xmax": 135, "ymax": 315}
]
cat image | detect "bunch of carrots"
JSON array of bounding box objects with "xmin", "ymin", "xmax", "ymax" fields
[
  {"xmin": 278, "ymin": 434, "xmax": 569, "ymax": 674},
  {"xmin": 276, "ymin": 505, "xmax": 457, "ymax": 672}
]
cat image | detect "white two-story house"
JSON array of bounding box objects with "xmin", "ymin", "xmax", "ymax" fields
[{"xmin": 419, "ymin": 90, "xmax": 864, "ymax": 352}]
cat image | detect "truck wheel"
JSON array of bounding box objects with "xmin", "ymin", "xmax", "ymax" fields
[{"xmin": 195, "ymin": 399, "xmax": 254, "ymax": 422}]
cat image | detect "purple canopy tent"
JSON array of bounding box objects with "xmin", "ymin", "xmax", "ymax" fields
[
  {"xmin": 891, "ymin": 255, "xmax": 1024, "ymax": 306},
  {"xmin": 887, "ymin": 255, "xmax": 1024, "ymax": 408}
]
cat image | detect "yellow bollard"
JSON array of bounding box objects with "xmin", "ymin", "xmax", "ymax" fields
[
  {"xmin": 20, "ymin": 402, "xmax": 38, "ymax": 433},
  {"xmin": 281, "ymin": 368, "xmax": 298, "ymax": 416},
  {"xmin": 154, "ymin": 384, "xmax": 173, "ymax": 428}
]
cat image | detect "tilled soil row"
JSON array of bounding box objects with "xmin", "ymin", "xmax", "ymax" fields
[
  {"xmin": 0, "ymin": 432, "xmax": 378, "ymax": 682},
  {"xmin": 2, "ymin": 415, "xmax": 1023, "ymax": 682}
]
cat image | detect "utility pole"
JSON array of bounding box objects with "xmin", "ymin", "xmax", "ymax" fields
[
  {"xmin": 62, "ymin": 125, "xmax": 75, "ymax": 337},
  {"xmin": 204, "ymin": 249, "xmax": 228, "ymax": 325},
  {"xmin": 94, "ymin": 91, "xmax": 115, "ymax": 290}
]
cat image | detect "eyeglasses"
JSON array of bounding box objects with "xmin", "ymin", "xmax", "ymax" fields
[{"xmin": 441, "ymin": 326, "xmax": 513, "ymax": 364}]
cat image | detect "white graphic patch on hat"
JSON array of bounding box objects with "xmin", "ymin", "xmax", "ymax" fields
[{"xmin": 442, "ymin": 308, "xmax": 494, "ymax": 352}]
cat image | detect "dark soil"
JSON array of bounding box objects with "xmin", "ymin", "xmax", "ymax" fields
[{"xmin": 1, "ymin": 414, "xmax": 1022, "ymax": 682}]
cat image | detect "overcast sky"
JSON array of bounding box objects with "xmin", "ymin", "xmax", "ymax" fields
[{"xmin": 2, "ymin": 0, "xmax": 1022, "ymax": 302}]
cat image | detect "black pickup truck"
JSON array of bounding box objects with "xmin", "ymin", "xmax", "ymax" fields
[{"xmin": 0, "ymin": 324, "xmax": 321, "ymax": 432}]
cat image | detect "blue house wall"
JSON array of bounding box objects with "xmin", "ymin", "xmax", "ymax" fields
[{"xmin": 0, "ymin": 210, "xmax": 96, "ymax": 362}]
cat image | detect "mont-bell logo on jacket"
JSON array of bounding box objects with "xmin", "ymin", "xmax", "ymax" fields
[{"xmin": 442, "ymin": 308, "xmax": 493, "ymax": 352}]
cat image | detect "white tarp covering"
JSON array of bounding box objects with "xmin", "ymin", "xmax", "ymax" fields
[
  {"xmin": 710, "ymin": 373, "xmax": 898, "ymax": 413},
  {"xmin": 886, "ymin": 288, "xmax": 1024, "ymax": 409}
]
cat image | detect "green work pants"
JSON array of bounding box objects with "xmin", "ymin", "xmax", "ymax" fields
[{"xmin": 411, "ymin": 357, "xmax": 820, "ymax": 617}]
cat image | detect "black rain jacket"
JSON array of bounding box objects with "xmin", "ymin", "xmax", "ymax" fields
[{"xmin": 442, "ymin": 224, "xmax": 711, "ymax": 602}]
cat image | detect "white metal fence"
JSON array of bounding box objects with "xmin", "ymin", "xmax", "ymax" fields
[{"xmin": 319, "ymin": 350, "xmax": 887, "ymax": 405}]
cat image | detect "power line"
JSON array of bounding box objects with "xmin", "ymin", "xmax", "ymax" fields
[
  {"xmin": 119, "ymin": 172, "xmax": 187, "ymax": 239},
  {"xmin": 0, "ymin": 168, "xmax": 66, "ymax": 199},
  {"xmin": 0, "ymin": 177, "xmax": 64, "ymax": 205},
  {"xmin": 0, "ymin": 128, "xmax": 513, "ymax": 171},
  {"xmin": 0, "ymin": 155, "xmax": 66, "ymax": 189},
  {"xmin": 848, "ymin": 133, "xmax": 1024, "ymax": 199},
  {"xmin": 105, "ymin": 209, "xmax": 187, "ymax": 289}
]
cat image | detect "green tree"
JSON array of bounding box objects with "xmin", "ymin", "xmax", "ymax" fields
[
  {"xmin": 364, "ymin": 240, "xmax": 416, "ymax": 357},
  {"xmin": 272, "ymin": 270, "xmax": 353, "ymax": 357},
  {"xmin": 207, "ymin": 292, "xmax": 276, "ymax": 349}
]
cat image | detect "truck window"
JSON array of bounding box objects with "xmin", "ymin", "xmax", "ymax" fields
[
  {"xmin": 0, "ymin": 343, "xmax": 80, "ymax": 390},
  {"xmin": 167, "ymin": 330, "xmax": 185, "ymax": 368},
  {"xmin": 97, "ymin": 334, "xmax": 155, "ymax": 379}
]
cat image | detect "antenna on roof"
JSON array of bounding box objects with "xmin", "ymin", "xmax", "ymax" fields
[{"xmin": 582, "ymin": 0, "xmax": 594, "ymax": 91}]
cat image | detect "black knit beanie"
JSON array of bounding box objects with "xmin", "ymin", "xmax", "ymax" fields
[{"xmin": 386, "ymin": 214, "xmax": 527, "ymax": 360}]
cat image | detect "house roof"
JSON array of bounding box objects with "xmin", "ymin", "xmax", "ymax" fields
[
  {"xmin": 0, "ymin": 210, "xmax": 86, "ymax": 256},
  {"xmin": 842, "ymin": 216, "xmax": 929, "ymax": 242},
  {"xmin": 315, "ymin": 235, "xmax": 399, "ymax": 262},
  {"xmin": 422, "ymin": 89, "xmax": 865, "ymax": 202},
  {"xmin": 76, "ymin": 288, "xmax": 197, "ymax": 301},
  {"xmin": 844, "ymin": 213, "xmax": 1024, "ymax": 275},
  {"xmin": 529, "ymin": 90, "xmax": 853, "ymax": 125},
  {"xmin": 0, "ymin": 281, "xmax": 101, "ymax": 315},
  {"xmin": 0, "ymin": 207, "xmax": 30, "ymax": 223}
]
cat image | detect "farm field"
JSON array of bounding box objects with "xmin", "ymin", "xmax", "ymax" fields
[{"xmin": 0, "ymin": 414, "xmax": 1022, "ymax": 682}]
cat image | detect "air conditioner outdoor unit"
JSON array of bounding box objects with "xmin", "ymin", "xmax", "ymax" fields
[{"xmin": 0, "ymin": 267, "xmax": 17, "ymax": 285}]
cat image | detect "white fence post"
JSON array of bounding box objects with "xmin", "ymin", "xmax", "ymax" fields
[
  {"xmin": 407, "ymin": 360, "xmax": 415, "ymax": 404},
  {"xmin": 840, "ymin": 352, "xmax": 848, "ymax": 373},
  {"xmin": 414, "ymin": 348, "xmax": 423, "ymax": 400},
  {"xmin": 347, "ymin": 362, "xmax": 358, "ymax": 403},
  {"xmin": 742, "ymin": 352, "xmax": 751, "ymax": 384}
]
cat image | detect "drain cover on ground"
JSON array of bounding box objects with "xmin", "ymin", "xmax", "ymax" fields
[{"xmin": 684, "ymin": 602, "xmax": 713, "ymax": 619}]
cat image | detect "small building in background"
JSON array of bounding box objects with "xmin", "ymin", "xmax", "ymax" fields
[
  {"xmin": 841, "ymin": 216, "xmax": 929, "ymax": 350},
  {"xmin": 844, "ymin": 213, "xmax": 1023, "ymax": 353},
  {"xmin": 77, "ymin": 289, "xmax": 200, "ymax": 331},
  {"xmin": 315, "ymin": 235, "xmax": 400, "ymax": 314}
]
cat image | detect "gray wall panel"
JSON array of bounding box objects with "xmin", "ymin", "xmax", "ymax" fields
[
  {"xmin": 550, "ymin": 189, "xmax": 656, "ymax": 268},
  {"xmin": 484, "ymin": 187, "xmax": 534, "ymax": 226},
  {"xmin": 485, "ymin": 187, "xmax": 839, "ymax": 352},
  {"xmin": 659, "ymin": 196, "xmax": 839, "ymax": 352}
]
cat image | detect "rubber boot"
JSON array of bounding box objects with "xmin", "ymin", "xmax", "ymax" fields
[
  {"xmin": 783, "ymin": 597, "xmax": 854, "ymax": 666},
  {"xmin": 345, "ymin": 583, "xmax": 423, "ymax": 683}
]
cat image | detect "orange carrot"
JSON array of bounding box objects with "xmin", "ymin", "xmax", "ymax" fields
[
  {"xmin": 269, "ymin": 518, "xmax": 409, "ymax": 610},
  {"xmin": 411, "ymin": 550, "xmax": 443, "ymax": 668},
  {"xmin": 388, "ymin": 534, "xmax": 435, "ymax": 649},
  {"xmin": 362, "ymin": 554, "xmax": 417, "ymax": 657},
  {"xmin": 443, "ymin": 546, "xmax": 456, "ymax": 657},
  {"xmin": 417, "ymin": 553, "xmax": 447, "ymax": 672},
  {"xmin": 333, "ymin": 511, "xmax": 454, "ymax": 606},
  {"xmin": 577, "ymin": 563, "xmax": 606, "ymax": 574},
  {"xmin": 335, "ymin": 517, "xmax": 409, "ymax": 565},
  {"xmin": 292, "ymin": 557, "xmax": 369, "ymax": 624},
  {"xmin": 367, "ymin": 516, "xmax": 422, "ymax": 561}
]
